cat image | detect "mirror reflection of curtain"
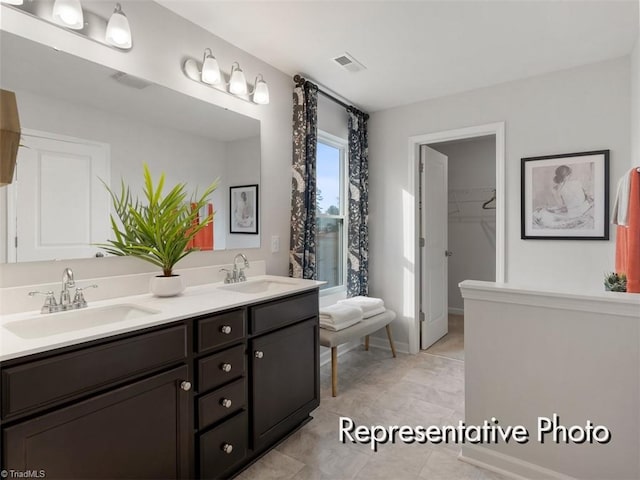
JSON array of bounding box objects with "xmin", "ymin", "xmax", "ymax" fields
[
  {"xmin": 346, "ymin": 108, "xmax": 369, "ymax": 297},
  {"xmin": 289, "ymin": 82, "xmax": 318, "ymax": 279}
]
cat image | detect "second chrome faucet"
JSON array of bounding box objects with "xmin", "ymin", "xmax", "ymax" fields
[
  {"xmin": 220, "ymin": 253, "xmax": 250, "ymax": 284},
  {"xmin": 29, "ymin": 267, "xmax": 98, "ymax": 314}
]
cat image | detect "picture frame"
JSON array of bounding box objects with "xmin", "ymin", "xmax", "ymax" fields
[
  {"xmin": 521, "ymin": 150, "xmax": 609, "ymax": 240},
  {"xmin": 229, "ymin": 184, "xmax": 259, "ymax": 234}
]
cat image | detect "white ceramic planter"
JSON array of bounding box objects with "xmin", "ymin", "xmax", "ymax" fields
[{"xmin": 149, "ymin": 275, "xmax": 185, "ymax": 297}]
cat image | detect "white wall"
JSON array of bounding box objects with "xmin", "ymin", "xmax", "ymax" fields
[
  {"xmin": 631, "ymin": 7, "xmax": 640, "ymax": 166},
  {"xmin": 460, "ymin": 281, "xmax": 640, "ymax": 480},
  {"xmin": 431, "ymin": 137, "xmax": 496, "ymax": 312},
  {"xmin": 0, "ymin": 0, "xmax": 293, "ymax": 287},
  {"xmin": 368, "ymin": 57, "xmax": 630, "ymax": 346}
]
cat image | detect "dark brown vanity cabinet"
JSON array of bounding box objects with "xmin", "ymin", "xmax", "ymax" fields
[
  {"xmin": 1, "ymin": 288, "xmax": 320, "ymax": 480},
  {"xmin": 1, "ymin": 325, "xmax": 191, "ymax": 479}
]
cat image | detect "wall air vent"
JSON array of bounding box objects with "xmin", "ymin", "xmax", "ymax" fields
[
  {"xmin": 110, "ymin": 72, "xmax": 153, "ymax": 89},
  {"xmin": 332, "ymin": 52, "xmax": 367, "ymax": 73}
]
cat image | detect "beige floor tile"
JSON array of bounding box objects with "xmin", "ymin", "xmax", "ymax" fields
[{"xmin": 234, "ymin": 449, "xmax": 304, "ymax": 480}]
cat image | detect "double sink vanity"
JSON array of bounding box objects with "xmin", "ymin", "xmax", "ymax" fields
[{"xmin": 0, "ymin": 273, "xmax": 323, "ymax": 479}]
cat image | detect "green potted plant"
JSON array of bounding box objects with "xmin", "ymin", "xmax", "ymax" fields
[
  {"xmin": 604, "ymin": 272, "xmax": 627, "ymax": 292},
  {"xmin": 99, "ymin": 163, "xmax": 218, "ymax": 296}
]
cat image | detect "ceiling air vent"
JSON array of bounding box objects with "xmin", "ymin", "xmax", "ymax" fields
[
  {"xmin": 332, "ymin": 52, "xmax": 366, "ymax": 73},
  {"xmin": 110, "ymin": 71, "xmax": 153, "ymax": 89}
]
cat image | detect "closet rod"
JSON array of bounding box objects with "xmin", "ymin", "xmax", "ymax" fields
[{"xmin": 293, "ymin": 74, "xmax": 369, "ymax": 120}]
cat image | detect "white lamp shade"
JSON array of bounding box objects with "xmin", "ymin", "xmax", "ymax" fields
[
  {"xmin": 229, "ymin": 66, "xmax": 247, "ymax": 95},
  {"xmin": 201, "ymin": 55, "xmax": 221, "ymax": 84},
  {"xmin": 1, "ymin": 0, "xmax": 24, "ymax": 5},
  {"xmin": 52, "ymin": 0, "xmax": 84, "ymax": 30},
  {"xmin": 105, "ymin": 4, "xmax": 132, "ymax": 49},
  {"xmin": 253, "ymin": 79, "xmax": 270, "ymax": 105}
]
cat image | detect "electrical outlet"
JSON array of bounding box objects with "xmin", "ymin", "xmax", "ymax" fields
[{"xmin": 271, "ymin": 235, "xmax": 280, "ymax": 253}]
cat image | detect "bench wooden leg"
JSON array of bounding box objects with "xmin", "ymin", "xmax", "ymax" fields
[
  {"xmin": 364, "ymin": 335, "xmax": 369, "ymax": 351},
  {"xmin": 385, "ymin": 325, "xmax": 397, "ymax": 358},
  {"xmin": 331, "ymin": 347, "xmax": 338, "ymax": 397}
]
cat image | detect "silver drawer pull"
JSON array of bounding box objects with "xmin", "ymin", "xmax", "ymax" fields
[
  {"xmin": 220, "ymin": 398, "xmax": 232, "ymax": 408},
  {"xmin": 254, "ymin": 351, "xmax": 264, "ymax": 359},
  {"xmin": 180, "ymin": 381, "xmax": 192, "ymax": 391},
  {"xmin": 220, "ymin": 325, "xmax": 232, "ymax": 334},
  {"xmin": 222, "ymin": 443, "xmax": 233, "ymax": 454},
  {"xmin": 221, "ymin": 363, "xmax": 232, "ymax": 373}
]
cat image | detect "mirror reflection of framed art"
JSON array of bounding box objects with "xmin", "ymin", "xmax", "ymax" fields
[{"xmin": 230, "ymin": 184, "xmax": 259, "ymax": 234}]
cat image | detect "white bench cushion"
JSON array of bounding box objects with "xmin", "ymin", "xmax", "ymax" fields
[{"xmin": 319, "ymin": 309, "xmax": 396, "ymax": 348}]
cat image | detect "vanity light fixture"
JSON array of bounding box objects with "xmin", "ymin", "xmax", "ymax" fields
[
  {"xmin": 201, "ymin": 48, "xmax": 221, "ymax": 85},
  {"xmin": 0, "ymin": 0, "xmax": 24, "ymax": 5},
  {"xmin": 52, "ymin": 0, "xmax": 84, "ymax": 30},
  {"xmin": 228, "ymin": 62, "xmax": 247, "ymax": 95},
  {"xmin": 251, "ymin": 74, "xmax": 270, "ymax": 105},
  {"xmin": 182, "ymin": 51, "xmax": 270, "ymax": 105},
  {"xmin": 105, "ymin": 3, "xmax": 132, "ymax": 49}
]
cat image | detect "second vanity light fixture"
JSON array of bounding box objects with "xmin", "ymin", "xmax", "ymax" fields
[
  {"xmin": 184, "ymin": 49, "xmax": 270, "ymax": 105},
  {"xmin": 1, "ymin": 0, "xmax": 133, "ymax": 51}
]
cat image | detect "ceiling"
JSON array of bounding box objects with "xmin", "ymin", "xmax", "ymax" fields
[{"xmin": 157, "ymin": 0, "xmax": 638, "ymax": 113}]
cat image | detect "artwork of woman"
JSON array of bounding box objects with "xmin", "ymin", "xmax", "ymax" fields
[
  {"xmin": 532, "ymin": 164, "xmax": 594, "ymax": 229},
  {"xmin": 234, "ymin": 191, "xmax": 254, "ymax": 228}
]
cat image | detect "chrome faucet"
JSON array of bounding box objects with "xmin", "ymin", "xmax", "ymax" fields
[
  {"xmin": 60, "ymin": 267, "xmax": 76, "ymax": 307},
  {"xmin": 29, "ymin": 268, "xmax": 98, "ymax": 314},
  {"xmin": 233, "ymin": 253, "xmax": 250, "ymax": 282}
]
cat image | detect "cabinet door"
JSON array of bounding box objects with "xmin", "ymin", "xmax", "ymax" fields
[
  {"xmin": 251, "ymin": 317, "xmax": 319, "ymax": 450},
  {"xmin": 3, "ymin": 366, "xmax": 191, "ymax": 479}
]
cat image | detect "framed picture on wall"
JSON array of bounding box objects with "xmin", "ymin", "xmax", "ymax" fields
[
  {"xmin": 230, "ymin": 184, "xmax": 259, "ymax": 234},
  {"xmin": 521, "ymin": 150, "xmax": 609, "ymax": 240}
]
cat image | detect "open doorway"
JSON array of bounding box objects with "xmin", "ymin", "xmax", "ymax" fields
[
  {"xmin": 407, "ymin": 122, "xmax": 505, "ymax": 354},
  {"xmin": 421, "ymin": 136, "xmax": 497, "ymax": 358}
]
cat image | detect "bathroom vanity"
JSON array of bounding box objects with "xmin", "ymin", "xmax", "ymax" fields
[{"xmin": 0, "ymin": 277, "xmax": 321, "ymax": 479}]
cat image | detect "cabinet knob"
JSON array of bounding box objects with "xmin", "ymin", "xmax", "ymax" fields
[
  {"xmin": 220, "ymin": 325, "xmax": 232, "ymax": 334},
  {"xmin": 221, "ymin": 363, "xmax": 232, "ymax": 373},
  {"xmin": 254, "ymin": 350, "xmax": 264, "ymax": 359},
  {"xmin": 221, "ymin": 443, "xmax": 233, "ymax": 454},
  {"xmin": 220, "ymin": 398, "xmax": 232, "ymax": 408},
  {"xmin": 180, "ymin": 381, "xmax": 192, "ymax": 391}
]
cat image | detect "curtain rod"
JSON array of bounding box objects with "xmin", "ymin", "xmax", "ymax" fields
[{"xmin": 293, "ymin": 74, "xmax": 369, "ymax": 120}]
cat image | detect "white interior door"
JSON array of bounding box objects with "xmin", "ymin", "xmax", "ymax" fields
[
  {"xmin": 11, "ymin": 133, "xmax": 110, "ymax": 262},
  {"xmin": 420, "ymin": 145, "xmax": 448, "ymax": 349}
]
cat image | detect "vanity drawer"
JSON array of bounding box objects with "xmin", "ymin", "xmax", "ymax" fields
[
  {"xmin": 2, "ymin": 325, "xmax": 187, "ymax": 419},
  {"xmin": 198, "ymin": 344, "xmax": 245, "ymax": 393},
  {"xmin": 199, "ymin": 411, "xmax": 247, "ymax": 479},
  {"xmin": 250, "ymin": 290, "xmax": 319, "ymax": 335},
  {"xmin": 197, "ymin": 309, "xmax": 245, "ymax": 353},
  {"xmin": 198, "ymin": 377, "xmax": 246, "ymax": 430}
]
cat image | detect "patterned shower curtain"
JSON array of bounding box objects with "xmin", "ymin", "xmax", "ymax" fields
[
  {"xmin": 289, "ymin": 82, "xmax": 319, "ymax": 279},
  {"xmin": 347, "ymin": 108, "xmax": 369, "ymax": 296}
]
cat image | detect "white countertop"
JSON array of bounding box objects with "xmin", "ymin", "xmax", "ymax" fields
[{"xmin": 0, "ymin": 275, "xmax": 323, "ymax": 362}]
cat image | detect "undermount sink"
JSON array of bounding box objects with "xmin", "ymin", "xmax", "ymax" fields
[
  {"xmin": 218, "ymin": 279, "xmax": 297, "ymax": 294},
  {"xmin": 4, "ymin": 304, "xmax": 160, "ymax": 339}
]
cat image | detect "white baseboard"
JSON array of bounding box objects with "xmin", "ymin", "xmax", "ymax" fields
[
  {"xmin": 448, "ymin": 307, "xmax": 464, "ymax": 315},
  {"xmin": 319, "ymin": 341, "xmax": 360, "ymax": 366},
  {"xmin": 367, "ymin": 335, "xmax": 411, "ymax": 355},
  {"xmin": 460, "ymin": 445, "xmax": 577, "ymax": 480}
]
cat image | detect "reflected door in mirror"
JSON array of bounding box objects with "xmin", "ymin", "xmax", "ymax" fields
[{"xmin": 8, "ymin": 132, "xmax": 110, "ymax": 262}]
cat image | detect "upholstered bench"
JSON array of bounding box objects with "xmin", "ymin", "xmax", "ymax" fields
[{"xmin": 319, "ymin": 309, "xmax": 396, "ymax": 397}]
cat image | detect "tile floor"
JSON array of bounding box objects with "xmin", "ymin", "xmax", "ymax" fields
[{"xmin": 237, "ymin": 316, "xmax": 508, "ymax": 480}]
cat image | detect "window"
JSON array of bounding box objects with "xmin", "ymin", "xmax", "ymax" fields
[{"xmin": 316, "ymin": 131, "xmax": 347, "ymax": 291}]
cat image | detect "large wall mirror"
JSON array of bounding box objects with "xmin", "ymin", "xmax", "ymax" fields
[{"xmin": 0, "ymin": 31, "xmax": 261, "ymax": 264}]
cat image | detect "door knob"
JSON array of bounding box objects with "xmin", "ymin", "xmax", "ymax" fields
[
  {"xmin": 220, "ymin": 398, "xmax": 232, "ymax": 408},
  {"xmin": 222, "ymin": 443, "xmax": 233, "ymax": 454},
  {"xmin": 180, "ymin": 381, "xmax": 192, "ymax": 391},
  {"xmin": 221, "ymin": 363, "xmax": 232, "ymax": 372},
  {"xmin": 445, "ymin": 250, "xmax": 453, "ymax": 257},
  {"xmin": 254, "ymin": 351, "xmax": 264, "ymax": 359},
  {"xmin": 220, "ymin": 325, "xmax": 232, "ymax": 334}
]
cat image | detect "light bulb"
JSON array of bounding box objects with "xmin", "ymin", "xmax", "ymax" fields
[
  {"xmin": 105, "ymin": 3, "xmax": 132, "ymax": 49},
  {"xmin": 52, "ymin": 0, "xmax": 84, "ymax": 30},
  {"xmin": 1, "ymin": 0, "xmax": 24, "ymax": 5},
  {"xmin": 229, "ymin": 63, "xmax": 247, "ymax": 95},
  {"xmin": 253, "ymin": 76, "xmax": 270, "ymax": 105},
  {"xmin": 201, "ymin": 49, "xmax": 221, "ymax": 84}
]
